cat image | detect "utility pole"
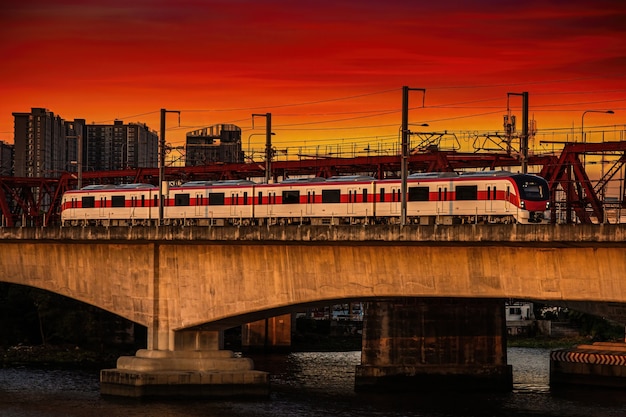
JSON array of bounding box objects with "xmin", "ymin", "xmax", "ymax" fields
[
  {"xmin": 401, "ymin": 86, "xmax": 426, "ymax": 226},
  {"xmin": 77, "ymin": 134, "xmax": 82, "ymax": 189},
  {"xmin": 159, "ymin": 109, "xmax": 180, "ymax": 225},
  {"xmin": 507, "ymin": 92, "xmax": 529, "ymax": 173},
  {"xmin": 252, "ymin": 113, "xmax": 273, "ymax": 183}
]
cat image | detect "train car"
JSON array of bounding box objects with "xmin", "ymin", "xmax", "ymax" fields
[
  {"xmin": 165, "ymin": 180, "xmax": 255, "ymax": 225},
  {"xmin": 61, "ymin": 183, "xmax": 158, "ymax": 226},
  {"xmin": 253, "ymin": 176, "xmax": 377, "ymax": 225},
  {"xmin": 373, "ymin": 171, "xmax": 550, "ymax": 225},
  {"xmin": 60, "ymin": 171, "xmax": 550, "ymax": 226}
]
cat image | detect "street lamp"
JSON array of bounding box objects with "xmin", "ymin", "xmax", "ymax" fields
[
  {"xmin": 581, "ymin": 110, "xmax": 614, "ymax": 168},
  {"xmin": 581, "ymin": 110, "xmax": 614, "ymax": 143}
]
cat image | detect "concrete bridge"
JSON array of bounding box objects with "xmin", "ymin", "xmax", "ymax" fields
[{"xmin": 1, "ymin": 224, "xmax": 625, "ymax": 396}]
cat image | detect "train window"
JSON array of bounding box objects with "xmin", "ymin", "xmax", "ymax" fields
[
  {"xmin": 322, "ymin": 189, "xmax": 341, "ymax": 203},
  {"xmin": 111, "ymin": 195, "xmax": 125, "ymax": 207},
  {"xmin": 408, "ymin": 186, "xmax": 429, "ymax": 201},
  {"xmin": 243, "ymin": 192, "xmax": 248, "ymax": 205},
  {"xmin": 209, "ymin": 192, "xmax": 225, "ymax": 206},
  {"xmin": 520, "ymin": 182, "xmax": 546, "ymax": 200},
  {"xmin": 141, "ymin": 195, "xmax": 145, "ymax": 207},
  {"xmin": 493, "ymin": 186, "xmax": 497, "ymax": 200},
  {"xmin": 456, "ymin": 185, "xmax": 477, "ymax": 200},
  {"xmin": 363, "ymin": 189, "xmax": 368, "ymax": 203},
  {"xmin": 380, "ymin": 188, "xmax": 385, "ymax": 202},
  {"xmin": 282, "ymin": 190, "xmax": 300, "ymax": 204},
  {"xmin": 175, "ymin": 193, "xmax": 190, "ymax": 206},
  {"xmin": 258, "ymin": 191, "xmax": 263, "ymax": 205},
  {"xmin": 154, "ymin": 195, "xmax": 158, "ymax": 207},
  {"xmin": 82, "ymin": 196, "xmax": 95, "ymax": 208}
]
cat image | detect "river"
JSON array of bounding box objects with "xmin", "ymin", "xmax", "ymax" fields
[{"xmin": 2, "ymin": 348, "xmax": 626, "ymax": 417}]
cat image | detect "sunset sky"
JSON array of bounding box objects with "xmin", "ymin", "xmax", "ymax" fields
[{"xmin": 2, "ymin": 0, "xmax": 625, "ymax": 154}]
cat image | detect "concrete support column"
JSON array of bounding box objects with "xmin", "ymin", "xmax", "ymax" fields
[
  {"xmin": 101, "ymin": 328, "xmax": 268, "ymax": 398},
  {"xmin": 174, "ymin": 329, "xmax": 223, "ymax": 351},
  {"xmin": 242, "ymin": 314, "xmax": 292, "ymax": 352},
  {"xmin": 355, "ymin": 298, "xmax": 512, "ymax": 391}
]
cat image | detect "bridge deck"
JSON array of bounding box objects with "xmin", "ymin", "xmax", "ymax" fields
[{"xmin": 1, "ymin": 224, "xmax": 625, "ymax": 245}]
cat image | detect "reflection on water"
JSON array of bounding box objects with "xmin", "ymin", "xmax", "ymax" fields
[{"xmin": 1, "ymin": 348, "xmax": 626, "ymax": 417}]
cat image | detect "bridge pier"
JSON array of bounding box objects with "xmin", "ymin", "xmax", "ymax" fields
[
  {"xmin": 100, "ymin": 329, "xmax": 269, "ymax": 398},
  {"xmin": 355, "ymin": 298, "xmax": 512, "ymax": 392}
]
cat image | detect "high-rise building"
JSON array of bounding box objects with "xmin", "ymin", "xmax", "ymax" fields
[
  {"xmin": 85, "ymin": 120, "xmax": 158, "ymax": 171},
  {"xmin": 64, "ymin": 118, "xmax": 86, "ymax": 174},
  {"xmin": 13, "ymin": 108, "xmax": 65, "ymax": 177},
  {"xmin": 185, "ymin": 124, "xmax": 242, "ymax": 166},
  {"xmin": 0, "ymin": 140, "xmax": 13, "ymax": 176},
  {"xmin": 13, "ymin": 108, "xmax": 158, "ymax": 177}
]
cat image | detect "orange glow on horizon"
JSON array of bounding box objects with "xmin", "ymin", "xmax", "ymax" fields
[{"xmin": 1, "ymin": 1, "xmax": 625, "ymax": 152}]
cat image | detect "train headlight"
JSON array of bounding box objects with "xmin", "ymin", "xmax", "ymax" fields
[
  {"xmin": 546, "ymin": 201, "xmax": 551, "ymax": 209},
  {"xmin": 520, "ymin": 200, "xmax": 525, "ymax": 209}
]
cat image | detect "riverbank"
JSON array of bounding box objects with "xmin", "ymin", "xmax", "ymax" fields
[
  {"xmin": 0, "ymin": 344, "xmax": 132, "ymax": 369},
  {"xmin": 1, "ymin": 336, "xmax": 598, "ymax": 368}
]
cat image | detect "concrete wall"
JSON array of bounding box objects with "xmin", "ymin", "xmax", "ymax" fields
[{"xmin": 1, "ymin": 224, "xmax": 625, "ymax": 342}]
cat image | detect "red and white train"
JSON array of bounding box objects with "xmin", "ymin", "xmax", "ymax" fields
[{"xmin": 60, "ymin": 171, "xmax": 551, "ymax": 226}]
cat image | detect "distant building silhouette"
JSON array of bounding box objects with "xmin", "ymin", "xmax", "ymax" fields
[
  {"xmin": 0, "ymin": 140, "xmax": 13, "ymax": 176},
  {"xmin": 85, "ymin": 120, "xmax": 158, "ymax": 171},
  {"xmin": 185, "ymin": 124, "xmax": 243, "ymax": 166},
  {"xmin": 13, "ymin": 108, "xmax": 66, "ymax": 177},
  {"xmin": 12, "ymin": 108, "xmax": 158, "ymax": 177}
]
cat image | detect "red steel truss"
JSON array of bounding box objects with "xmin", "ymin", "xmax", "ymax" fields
[{"xmin": 1, "ymin": 143, "xmax": 625, "ymax": 227}]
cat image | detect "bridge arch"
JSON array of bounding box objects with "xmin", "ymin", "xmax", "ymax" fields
[{"xmin": 2, "ymin": 224, "xmax": 626, "ymax": 342}]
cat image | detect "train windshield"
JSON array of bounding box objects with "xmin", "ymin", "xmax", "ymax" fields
[{"xmin": 515, "ymin": 176, "xmax": 549, "ymax": 201}]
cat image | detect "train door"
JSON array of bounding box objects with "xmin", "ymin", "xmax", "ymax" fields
[
  {"xmin": 486, "ymin": 183, "xmax": 496, "ymax": 213},
  {"xmin": 437, "ymin": 186, "xmax": 448, "ymax": 214},
  {"xmin": 195, "ymin": 192, "xmax": 203, "ymax": 216},
  {"xmin": 306, "ymin": 189, "xmax": 315, "ymax": 215},
  {"xmin": 69, "ymin": 197, "xmax": 78, "ymax": 219},
  {"xmin": 99, "ymin": 196, "xmax": 106, "ymax": 217},
  {"xmin": 347, "ymin": 187, "xmax": 357, "ymax": 214},
  {"xmin": 390, "ymin": 187, "xmax": 400, "ymax": 214},
  {"xmin": 230, "ymin": 192, "xmax": 239, "ymax": 216},
  {"xmin": 267, "ymin": 191, "xmax": 276, "ymax": 216},
  {"xmin": 129, "ymin": 195, "xmax": 138, "ymax": 220},
  {"xmin": 505, "ymin": 186, "xmax": 511, "ymax": 211}
]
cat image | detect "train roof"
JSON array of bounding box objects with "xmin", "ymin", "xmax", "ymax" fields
[
  {"xmin": 326, "ymin": 175, "xmax": 376, "ymax": 182},
  {"xmin": 280, "ymin": 177, "xmax": 326, "ymax": 183},
  {"xmin": 459, "ymin": 170, "xmax": 512, "ymax": 177},
  {"xmin": 179, "ymin": 179, "xmax": 254, "ymax": 187},
  {"xmin": 408, "ymin": 172, "xmax": 459, "ymax": 179},
  {"xmin": 179, "ymin": 180, "xmax": 216, "ymax": 187},
  {"xmin": 115, "ymin": 183, "xmax": 156, "ymax": 189}
]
